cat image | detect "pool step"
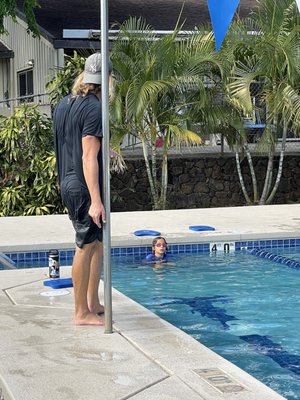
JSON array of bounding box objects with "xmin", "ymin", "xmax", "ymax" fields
[{"xmin": 0, "ymin": 252, "xmax": 16, "ymax": 269}]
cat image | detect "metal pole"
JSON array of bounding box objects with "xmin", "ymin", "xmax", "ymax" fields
[{"xmin": 100, "ymin": 0, "xmax": 113, "ymax": 333}]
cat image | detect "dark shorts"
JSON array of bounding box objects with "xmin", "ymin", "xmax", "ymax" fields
[{"xmin": 60, "ymin": 177, "xmax": 102, "ymax": 248}]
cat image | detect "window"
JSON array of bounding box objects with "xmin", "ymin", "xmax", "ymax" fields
[{"xmin": 17, "ymin": 69, "xmax": 33, "ymax": 103}]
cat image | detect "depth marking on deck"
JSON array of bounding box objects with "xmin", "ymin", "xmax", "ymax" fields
[{"xmin": 193, "ymin": 368, "xmax": 247, "ymax": 393}]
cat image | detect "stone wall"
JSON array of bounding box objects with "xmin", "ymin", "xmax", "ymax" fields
[{"xmin": 111, "ymin": 154, "xmax": 300, "ymax": 211}]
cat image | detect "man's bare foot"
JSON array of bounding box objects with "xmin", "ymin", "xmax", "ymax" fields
[
  {"xmin": 89, "ymin": 303, "xmax": 105, "ymax": 315},
  {"xmin": 73, "ymin": 311, "xmax": 104, "ymax": 326}
]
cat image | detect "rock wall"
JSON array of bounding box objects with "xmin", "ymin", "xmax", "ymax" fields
[{"xmin": 111, "ymin": 155, "xmax": 300, "ymax": 211}]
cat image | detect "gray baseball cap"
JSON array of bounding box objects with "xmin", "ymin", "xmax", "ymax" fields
[{"xmin": 83, "ymin": 52, "xmax": 113, "ymax": 85}]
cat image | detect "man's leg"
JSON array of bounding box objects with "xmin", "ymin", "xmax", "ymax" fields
[
  {"xmin": 72, "ymin": 241, "xmax": 104, "ymax": 325},
  {"xmin": 87, "ymin": 240, "xmax": 104, "ymax": 314}
]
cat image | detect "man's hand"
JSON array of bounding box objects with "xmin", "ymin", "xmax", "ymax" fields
[{"xmin": 88, "ymin": 202, "xmax": 106, "ymax": 228}]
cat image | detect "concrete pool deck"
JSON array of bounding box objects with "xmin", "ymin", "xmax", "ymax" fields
[{"xmin": 1, "ymin": 204, "xmax": 299, "ymax": 400}]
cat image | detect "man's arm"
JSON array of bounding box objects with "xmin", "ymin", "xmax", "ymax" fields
[{"xmin": 82, "ymin": 135, "xmax": 106, "ymax": 228}]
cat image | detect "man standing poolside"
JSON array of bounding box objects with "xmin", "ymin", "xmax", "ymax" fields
[{"xmin": 53, "ymin": 53, "xmax": 112, "ymax": 326}]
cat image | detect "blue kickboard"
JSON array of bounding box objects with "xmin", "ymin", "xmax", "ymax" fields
[
  {"xmin": 189, "ymin": 225, "xmax": 216, "ymax": 232},
  {"xmin": 43, "ymin": 277, "xmax": 73, "ymax": 289},
  {"xmin": 133, "ymin": 230, "xmax": 161, "ymax": 236}
]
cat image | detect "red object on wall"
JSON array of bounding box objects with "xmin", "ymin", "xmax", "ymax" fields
[{"xmin": 155, "ymin": 138, "xmax": 164, "ymax": 147}]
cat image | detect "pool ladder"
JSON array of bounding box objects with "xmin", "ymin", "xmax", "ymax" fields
[{"xmin": 0, "ymin": 252, "xmax": 16, "ymax": 269}]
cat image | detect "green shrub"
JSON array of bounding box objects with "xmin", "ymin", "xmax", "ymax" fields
[{"xmin": 0, "ymin": 103, "xmax": 65, "ymax": 216}]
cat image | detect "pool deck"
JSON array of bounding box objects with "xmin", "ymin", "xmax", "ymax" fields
[{"xmin": 1, "ymin": 204, "xmax": 299, "ymax": 400}]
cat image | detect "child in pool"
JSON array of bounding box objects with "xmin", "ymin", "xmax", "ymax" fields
[{"xmin": 143, "ymin": 236, "xmax": 170, "ymax": 264}]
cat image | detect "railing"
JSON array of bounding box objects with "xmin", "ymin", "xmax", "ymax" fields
[
  {"xmin": 0, "ymin": 93, "xmax": 49, "ymax": 107},
  {"xmin": 0, "ymin": 252, "xmax": 16, "ymax": 270},
  {"xmin": 120, "ymin": 131, "xmax": 300, "ymax": 156}
]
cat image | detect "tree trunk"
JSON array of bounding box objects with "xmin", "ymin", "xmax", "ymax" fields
[
  {"xmin": 244, "ymin": 143, "xmax": 258, "ymax": 203},
  {"xmin": 141, "ymin": 137, "xmax": 159, "ymax": 209},
  {"xmin": 266, "ymin": 122, "xmax": 287, "ymax": 204},
  {"xmin": 151, "ymin": 138, "xmax": 158, "ymax": 192},
  {"xmin": 259, "ymin": 152, "xmax": 274, "ymax": 205},
  {"xmin": 235, "ymin": 147, "xmax": 252, "ymax": 205},
  {"xmin": 159, "ymin": 144, "xmax": 168, "ymax": 210}
]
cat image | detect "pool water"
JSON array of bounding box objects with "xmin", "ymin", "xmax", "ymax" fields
[{"xmin": 111, "ymin": 249, "xmax": 300, "ymax": 400}]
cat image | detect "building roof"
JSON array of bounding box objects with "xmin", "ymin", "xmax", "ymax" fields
[
  {"xmin": 16, "ymin": 0, "xmax": 258, "ymax": 48},
  {"xmin": 0, "ymin": 40, "xmax": 14, "ymax": 59}
]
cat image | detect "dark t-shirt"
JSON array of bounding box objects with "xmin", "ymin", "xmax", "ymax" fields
[{"xmin": 53, "ymin": 93, "xmax": 102, "ymax": 189}]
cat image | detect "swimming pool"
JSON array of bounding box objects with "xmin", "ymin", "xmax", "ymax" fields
[
  {"xmin": 2, "ymin": 241, "xmax": 300, "ymax": 399},
  {"xmin": 111, "ymin": 249, "xmax": 300, "ymax": 400}
]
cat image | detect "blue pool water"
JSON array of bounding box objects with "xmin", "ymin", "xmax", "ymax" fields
[{"xmin": 111, "ymin": 249, "xmax": 300, "ymax": 400}]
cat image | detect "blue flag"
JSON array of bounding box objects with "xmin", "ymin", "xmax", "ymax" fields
[{"xmin": 207, "ymin": 0, "xmax": 240, "ymax": 51}]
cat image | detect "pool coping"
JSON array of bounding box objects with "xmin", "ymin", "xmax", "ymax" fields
[
  {"xmin": 1, "ymin": 204, "xmax": 300, "ymax": 254},
  {"xmin": 1, "ymin": 230, "xmax": 300, "ymax": 253}
]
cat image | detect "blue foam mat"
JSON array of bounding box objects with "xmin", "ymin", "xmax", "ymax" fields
[
  {"xmin": 43, "ymin": 277, "xmax": 73, "ymax": 289},
  {"xmin": 189, "ymin": 225, "xmax": 215, "ymax": 232},
  {"xmin": 133, "ymin": 230, "xmax": 161, "ymax": 236}
]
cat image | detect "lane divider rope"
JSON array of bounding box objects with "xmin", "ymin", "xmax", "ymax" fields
[{"xmin": 249, "ymin": 248, "xmax": 300, "ymax": 270}]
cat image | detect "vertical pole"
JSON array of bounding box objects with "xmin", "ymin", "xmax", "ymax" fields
[
  {"xmin": 100, "ymin": 0, "xmax": 113, "ymax": 333},
  {"xmin": 57, "ymin": 48, "xmax": 65, "ymax": 69}
]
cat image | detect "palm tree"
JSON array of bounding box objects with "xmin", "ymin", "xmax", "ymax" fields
[
  {"xmin": 226, "ymin": 0, "xmax": 300, "ymax": 205},
  {"xmin": 110, "ymin": 17, "xmax": 226, "ymax": 209}
]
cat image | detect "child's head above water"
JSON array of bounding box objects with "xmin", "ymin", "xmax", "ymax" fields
[{"xmin": 152, "ymin": 236, "xmax": 167, "ymax": 257}]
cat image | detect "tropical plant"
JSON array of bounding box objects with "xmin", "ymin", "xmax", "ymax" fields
[
  {"xmin": 225, "ymin": 0, "xmax": 300, "ymax": 205},
  {"xmin": 46, "ymin": 51, "xmax": 86, "ymax": 107},
  {"xmin": 110, "ymin": 17, "xmax": 229, "ymax": 209},
  {"xmin": 0, "ymin": 103, "xmax": 64, "ymax": 216}
]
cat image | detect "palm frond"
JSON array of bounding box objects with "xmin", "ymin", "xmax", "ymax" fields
[
  {"xmin": 165, "ymin": 124, "xmax": 202, "ymax": 147},
  {"xmin": 227, "ymin": 62, "xmax": 258, "ymax": 112}
]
